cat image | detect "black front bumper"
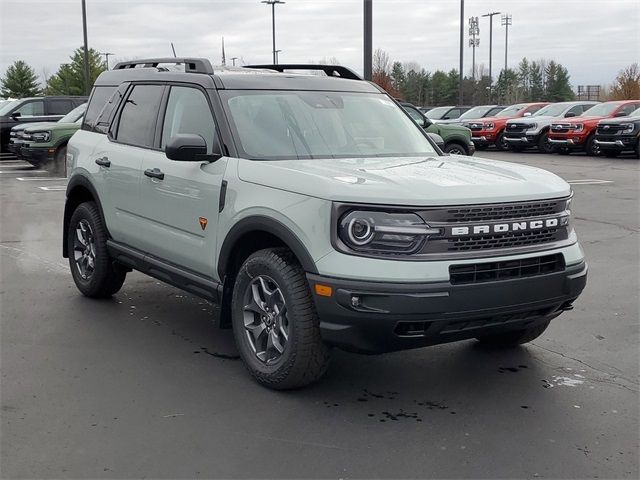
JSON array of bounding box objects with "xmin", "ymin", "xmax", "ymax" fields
[
  {"xmin": 309, "ymin": 262, "xmax": 587, "ymax": 353},
  {"xmin": 594, "ymin": 135, "xmax": 638, "ymax": 153},
  {"xmin": 21, "ymin": 147, "xmax": 54, "ymax": 166}
]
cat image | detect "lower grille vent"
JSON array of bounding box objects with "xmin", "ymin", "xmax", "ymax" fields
[{"xmin": 449, "ymin": 253, "xmax": 565, "ymax": 285}]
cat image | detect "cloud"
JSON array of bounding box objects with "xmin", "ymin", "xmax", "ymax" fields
[{"xmin": 0, "ymin": 0, "xmax": 638, "ymax": 87}]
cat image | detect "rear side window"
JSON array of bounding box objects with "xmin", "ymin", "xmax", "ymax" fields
[
  {"xmin": 566, "ymin": 105, "xmax": 584, "ymax": 116},
  {"xmin": 48, "ymin": 99, "xmax": 73, "ymax": 115},
  {"xmin": 83, "ymin": 86, "xmax": 116, "ymax": 132},
  {"xmin": 526, "ymin": 105, "xmax": 544, "ymax": 115},
  {"xmin": 15, "ymin": 100, "xmax": 44, "ymax": 116},
  {"xmin": 618, "ymin": 103, "xmax": 640, "ymax": 116},
  {"xmin": 115, "ymin": 84, "xmax": 164, "ymax": 148},
  {"xmin": 161, "ymin": 86, "xmax": 217, "ymax": 154}
]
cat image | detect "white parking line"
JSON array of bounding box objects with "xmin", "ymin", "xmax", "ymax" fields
[
  {"xmin": 16, "ymin": 177, "xmax": 67, "ymax": 181},
  {"xmin": 567, "ymin": 179, "xmax": 614, "ymax": 185},
  {"xmin": 37, "ymin": 186, "xmax": 67, "ymax": 191}
]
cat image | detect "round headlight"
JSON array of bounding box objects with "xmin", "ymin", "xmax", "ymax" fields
[{"xmin": 347, "ymin": 217, "xmax": 374, "ymax": 245}]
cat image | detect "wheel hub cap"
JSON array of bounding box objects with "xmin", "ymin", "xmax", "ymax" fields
[{"xmin": 242, "ymin": 275, "xmax": 289, "ymax": 364}]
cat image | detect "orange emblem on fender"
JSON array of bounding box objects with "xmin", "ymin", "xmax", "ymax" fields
[{"xmin": 198, "ymin": 217, "xmax": 208, "ymax": 231}]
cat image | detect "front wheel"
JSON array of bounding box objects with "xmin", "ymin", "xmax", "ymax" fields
[
  {"xmin": 495, "ymin": 131, "xmax": 509, "ymax": 151},
  {"xmin": 585, "ymin": 135, "xmax": 599, "ymax": 156},
  {"xmin": 231, "ymin": 248, "xmax": 331, "ymax": 389},
  {"xmin": 443, "ymin": 142, "xmax": 468, "ymax": 155},
  {"xmin": 67, "ymin": 201, "xmax": 126, "ymax": 298},
  {"xmin": 537, "ymin": 131, "xmax": 554, "ymax": 154},
  {"xmin": 476, "ymin": 320, "xmax": 551, "ymax": 347}
]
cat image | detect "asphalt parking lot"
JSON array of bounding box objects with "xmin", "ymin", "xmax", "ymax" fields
[{"xmin": 1, "ymin": 150, "xmax": 638, "ymax": 479}]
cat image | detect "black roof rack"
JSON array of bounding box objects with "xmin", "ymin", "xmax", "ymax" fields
[
  {"xmin": 112, "ymin": 58, "xmax": 214, "ymax": 74},
  {"xmin": 244, "ymin": 64, "xmax": 362, "ymax": 81}
]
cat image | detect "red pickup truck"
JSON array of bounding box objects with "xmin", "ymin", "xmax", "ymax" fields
[
  {"xmin": 548, "ymin": 100, "xmax": 640, "ymax": 155},
  {"xmin": 464, "ymin": 102, "xmax": 549, "ymax": 151}
]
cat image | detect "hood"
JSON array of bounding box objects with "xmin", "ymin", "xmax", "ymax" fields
[
  {"xmin": 25, "ymin": 122, "xmax": 79, "ymax": 133},
  {"xmin": 237, "ymin": 155, "xmax": 570, "ymax": 206},
  {"xmin": 507, "ymin": 115, "xmax": 563, "ymax": 127},
  {"xmin": 10, "ymin": 121, "xmax": 52, "ymax": 133},
  {"xmin": 558, "ymin": 115, "xmax": 608, "ymax": 125},
  {"xmin": 598, "ymin": 115, "xmax": 640, "ymax": 125}
]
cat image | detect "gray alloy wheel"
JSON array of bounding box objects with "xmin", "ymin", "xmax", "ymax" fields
[
  {"xmin": 444, "ymin": 143, "xmax": 467, "ymax": 155},
  {"xmin": 73, "ymin": 219, "xmax": 96, "ymax": 280},
  {"xmin": 242, "ymin": 275, "xmax": 290, "ymax": 364}
]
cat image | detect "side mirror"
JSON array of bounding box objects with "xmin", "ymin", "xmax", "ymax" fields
[
  {"xmin": 565, "ymin": 112, "xmax": 577, "ymax": 118},
  {"xmin": 426, "ymin": 132, "xmax": 445, "ymax": 150},
  {"xmin": 614, "ymin": 111, "xmax": 627, "ymax": 117},
  {"xmin": 165, "ymin": 134, "xmax": 221, "ymax": 162},
  {"xmin": 523, "ymin": 112, "xmax": 532, "ymax": 117},
  {"xmin": 10, "ymin": 112, "xmax": 21, "ymax": 119}
]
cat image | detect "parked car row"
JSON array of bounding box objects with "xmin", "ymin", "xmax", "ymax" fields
[{"xmin": 0, "ymin": 96, "xmax": 87, "ymax": 170}]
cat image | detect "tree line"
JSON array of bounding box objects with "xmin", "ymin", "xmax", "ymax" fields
[{"xmin": 1, "ymin": 47, "xmax": 638, "ymax": 107}]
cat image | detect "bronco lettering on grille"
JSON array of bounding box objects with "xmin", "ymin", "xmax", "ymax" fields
[{"xmin": 449, "ymin": 217, "xmax": 562, "ymax": 236}]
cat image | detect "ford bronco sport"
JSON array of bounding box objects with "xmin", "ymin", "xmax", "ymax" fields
[{"xmin": 64, "ymin": 58, "xmax": 587, "ymax": 389}]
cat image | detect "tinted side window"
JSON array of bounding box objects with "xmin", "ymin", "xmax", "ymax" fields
[
  {"xmin": 445, "ymin": 109, "xmax": 462, "ymax": 119},
  {"xmin": 527, "ymin": 105, "xmax": 543, "ymax": 115},
  {"xmin": 15, "ymin": 100, "xmax": 44, "ymax": 116},
  {"xmin": 83, "ymin": 86, "xmax": 117, "ymax": 132},
  {"xmin": 403, "ymin": 106, "xmax": 425, "ymax": 123},
  {"xmin": 116, "ymin": 85, "xmax": 164, "ymax": 147},
  {"xmin": 566, "ymin": 105, "xmax": 583, "ymax": 116},
  {"xmin": 161, "ymin": 86, "xmax": 217, "ymax": 153},
  {"xmin": 48, "ymin": 99, "xmax": 73, "ymax": 115},
  {"xmin": 618, "ymin": 103, "xmax": 640, "ymax": 116}
]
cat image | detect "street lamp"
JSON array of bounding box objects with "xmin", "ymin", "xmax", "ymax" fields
[
  {"xmin": 501, "ymin": 14, "xmax": 512, "ymax": 73},
  {"xmin": 482, "ymin": 11, "xmax": 501, "ymax": 99},
  {"xmin": 99, "ymin": 52, "xmax": 115, "ymax": 70},
  {"xmin": 81, "ymin": 0, "xmax": 91, "ymax": 95},
  {"xmin": 261, "ymin": 0, "xmax": 285, "ymax": 65},
  {"xmin": 458, "ymin": 0, "xmax": 464, "ymax": 105}
]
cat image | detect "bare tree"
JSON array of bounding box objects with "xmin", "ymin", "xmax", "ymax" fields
[{"xmin": 609, "ymin": 63, "xmax": 640, "ymax": 100}]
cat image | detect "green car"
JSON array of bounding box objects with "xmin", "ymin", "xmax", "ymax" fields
[
  {"xmin": 21, "ymin": 103, "xmax": 86, "ymax": 171},
  {"xmin": 400, "ymin": 101, "xmax": 475, "ymax": 155}
]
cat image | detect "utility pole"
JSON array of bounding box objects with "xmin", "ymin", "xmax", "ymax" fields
[
  {"xmin": 458, "ymin": 0, "xmax": 464, "ymax": 105},
  {"xmin": 261, "ymin": 0, "xmax": 285, "ymax": 65},
  {"xmin": 275, "ymin": 50, "xmax": 282, "ymax": 64},
  {"xmin": 99, "ymin": 52, "xmax": 114, "ymax": 70},
  {"xmin": 468, "ymin": 17, "xmax": 479, "ymax": 81},
  {"xmin": 363, "ymin": 0, "xmax": 372, "ymax": 81},
  {"xmin": 482, "ymin": 11, "xmax": 500, "ymax": 100},
  {"xmin": 221, "ymin": 37, "xmax": 226, "ymax": 66},
  {"xmin": 171, "ymin": 42, "xmax": 177, "ymax": 57},
  {"xmin": 81, "ymin": 0, "xmax": 91, "ymax": 95},
  {"xmin": 231, "ymin": 57, "xmax": 238, "ymax": 66},
  {"xmin": 501, "ymin": 14, "xmax": 512, "ymax": 74}
]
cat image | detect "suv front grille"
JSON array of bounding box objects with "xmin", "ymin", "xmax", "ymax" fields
[
  {"xmin": 449, "ymin": 253, "xmax": 564, "ymax": 284},
  {"xmin": 506, "ymin": 123, "xmax": 529, "ymax": 134},
  {"xmin": 596, "ymin": 124, "xmax": 624, "ymax": 134},
  {"xmin": 445, "ymin": 201, "xmax": 559, "ymax": 223},
  {"xmin": 448, "ymin": 229, "xmax": 559, "ymax": 252}
]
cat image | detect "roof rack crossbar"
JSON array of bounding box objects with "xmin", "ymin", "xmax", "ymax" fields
[
  {"xmin": 244, "ymin": 64, "xmax": 362, "ymax": 81},
  {"xmin": 112, "ymin": 58, "xmax": 214, "ymax": 74}
]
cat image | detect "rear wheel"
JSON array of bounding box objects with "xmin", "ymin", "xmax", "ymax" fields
[
  {"xmin": 443, "ymin": 142, "xmax": 468, "ymax": 155},
  {"xmin": 537, "ymin": 131, "xmax": 554, "ymax": 154},
  {"xmin": 476, "ymin": 320, "xmax": 551, "ymax": 347},
  {"xmin": 231, "ymin": 248, "xmax": 331, "ymax": 389},
  {"xmin": 67, "ymin": 202, "xmax": 126, "ymax": 298}
]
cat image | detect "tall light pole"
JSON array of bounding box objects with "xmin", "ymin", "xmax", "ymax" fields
[
  {"xmin": 81, "ymin": 0, "xmax": 91, "ymax": 95},
  {"xmin": 458, "ymin": 0, "xmax": 464, "ymax": 105},
  {"xmin": 468, "ymin": 17, "xmax": 479, "ymax": 81},
  {"xmin": 261, "ymin": 0, "xmax": 285, "ymax": 65},
  {"xmin": 363, "ymin": 0, "xmax": 372, "ymax": 81},
  {"xmin": 482, "ymin": 11, "xmax": 500, "ymax": 100},
  {"xmin": 231, "ymin": 57, "xmax": 239, "ymax": 66},
  {"xmin": 501, "ymin": 14, "xmax": 512, "ymax": 74},
  {"xmin": 99, "ymin": 52, "xmax": 114, "ymax": 70},
  {"xmin": 275, "ymin": 50, "xmax": 282, "ymax": 64}
]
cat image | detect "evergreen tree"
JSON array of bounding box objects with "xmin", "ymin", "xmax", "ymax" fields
[
  {"xmin": 517, "ymin": 58, "xmax": 530, "ymax": 100},
  {"xmin": 529, "ymin": 62, "xmax": 544, "ymax": 101},
  {"xmin": 548, "ymin": 65, "xmax": 574, "ymax": 101},
  {"xmin": 391, "ymin": 62, "xmax": 406, "ymax": 96},
  {"xmin": 45, "ymin": 47, "xmax": 106, "ymax": 95},
  {"xmin": 495, "ymin": 69, "xmax": 520, "ymax": 104},
  {"xmin": 0, "ymin": 60, "xmax": 41, "ymax": 98}
]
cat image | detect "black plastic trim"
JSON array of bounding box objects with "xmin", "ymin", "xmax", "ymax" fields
[
  {"xmin": 218, "ymin": 180, "xmax": 228, "ymax": 213},
  {"xmin": 217, "ymin": 216, "xmax": 318, "ymax": 279},
  {"xmin": 107, "ymin": 241, "xmax": 222, "ymax": 302}
]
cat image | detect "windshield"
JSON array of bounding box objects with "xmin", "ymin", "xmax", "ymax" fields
[
  {"xmin": 459, "ymin": 106, "xmax": 495, "ymax": 120},
  {"xmin": 59, "ymin": 103, "xmax": 87, "ymax": 123},
  {"xmin": 0, "ymin": 99, "xmax": 21, "ymax": 116},
  {"xmin": 533, "ymin": 104, "xmax": 569, "ymax": 117},
  {"xmin": 496, "ymin": 104, "xmax": 526, "ymax": 118},
  {"xmin": 582, "ymin": 103, "xmax": 622, "ymax": 117},
  {"xmin": 221, "ymin": 90, "xmax": 437, "ymax": 160},
  {"xmin": 424, "ymin": 106, "xmax": 453, "ymax": 120}
]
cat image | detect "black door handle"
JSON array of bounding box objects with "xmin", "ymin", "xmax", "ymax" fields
[
  {"xmin": 95, "ymin": 156, "xmax": 110, "ymax": 167},
  {"xmin": 144, "ymin": 168, "xmax": 165, "ymax": 180}
]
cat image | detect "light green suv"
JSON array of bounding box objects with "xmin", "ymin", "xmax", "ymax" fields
[{"xmin": 64, "ymin": 59, "xmax": 587, "ymax": 389}]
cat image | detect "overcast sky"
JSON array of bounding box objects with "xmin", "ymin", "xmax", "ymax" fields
[{"xmin": 1, "ymin": 0, "xmax": 638, "ymax": 87}]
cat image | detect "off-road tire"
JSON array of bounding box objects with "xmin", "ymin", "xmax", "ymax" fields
[
  {"xmin": 476, "ymin": 320, "xmax": 551, "ymax": 347},
  {"xmin": 231, "ymin": 248, "xmax": 331, "ymax": 389},
  {"xmin": 585, "ymin": 134, "xmax": 599, "ymax": 156},
  {"xmin": 495, "ymin": 131, "xmax": 509, "ymax": 151},
  {"xmin": 537, "ymin": 131, "xmax": 554, "ymax": 154},
  {"xmin": 67, "ymin": 201, "xmax": 126, "ymax": 298},
  {"xmin": 443, "ymin": 142, "xmax": 468, "ymax": 155}
]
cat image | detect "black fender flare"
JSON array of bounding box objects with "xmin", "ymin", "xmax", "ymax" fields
[
  {"xmin": 62, "ymin": 175, "xmax": 108, "ymax": 257},
  {"xmin": 217, "ymin": 215, "xmax": 318, "ymax": 280}
]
